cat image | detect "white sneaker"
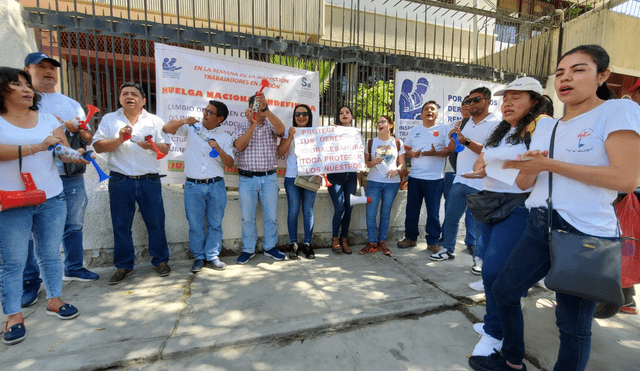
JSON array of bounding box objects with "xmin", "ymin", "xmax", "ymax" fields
[
  {"xmin": 473, "ymin": 322, "xmax": 487, "ymax": 337},
  {"xmin": 472, "ymin": 333, "xmax": 503, "ymax": 356},
  {"xmin": 429, "ymin": 247, "xmax": 455, "ymax": 261},
  {"xmin": 471, "ymin": 256, "xmax": 482, "ymax": 275},
  {"xmin": 469, "ymin": 279, "xmax": 485, "ymax": 292}
]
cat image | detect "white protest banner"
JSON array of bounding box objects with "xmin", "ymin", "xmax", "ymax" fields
[
  {"xmin": 295, "ymin": 126, "xmax": 366, "ymax": 175},
  {"xmin": 395, "ymin": 72, "xmax": 506, "ymax": 141},
  {"xmin": 154, "ymin": 43, "xmax": 319, "ymax": 185}
]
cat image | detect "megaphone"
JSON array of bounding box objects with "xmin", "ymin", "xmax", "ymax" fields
[{"xmin": 350, "ymin": 188, "xmax": 371, "ymax": 205}]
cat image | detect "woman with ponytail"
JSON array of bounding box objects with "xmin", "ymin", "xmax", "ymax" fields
[{"xmin": 469, "ymin": 45, "xmax": 640, "ymax": 371}]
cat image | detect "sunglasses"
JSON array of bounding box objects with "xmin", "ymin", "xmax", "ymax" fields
[
  {"xmin": 294, "ymin": 111, "xmax": 309, "ymax": 117},
  {"xmin": 202, "ymin": 108, "xmax": 217, "ymax": 116},
  {"xmin": 462, "ymin": 97, "xmax": 486, "ymax": 105}
]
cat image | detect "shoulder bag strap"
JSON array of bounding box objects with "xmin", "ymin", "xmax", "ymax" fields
[{"xmin": 547, "ymin": 120, "xmax": 561, "ymax": 239}]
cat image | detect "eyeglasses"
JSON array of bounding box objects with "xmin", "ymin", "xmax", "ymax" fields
[
  {"xmin": 463, "ymin": 97, "xmax": 486, "ymax": 105},
  {"xmin": 376, "ymin": 119, "xmax": 388, "ymax": 125},
  {"xmin": 202, "ymin": 108, "xmax": 217, "ymax": 116},
  {"xmin": 294, "ymin": 111, "xmax": 309, "ymax": 117}
]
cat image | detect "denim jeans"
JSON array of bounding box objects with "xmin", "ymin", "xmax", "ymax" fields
[
  {"xmin": 327, "ymin": 172, "xmax": 358, "ymax": 238},
  {"xmin": 443, "ymin": 172, "xmax": 476, "ymax": 247},
  {"xmin": 0, "ymin": 193, "xmax": 66, "ymax": 315},
  {"xmin": 60, "ymin": 175, "xmax": 88, "ymax": 273},
  {"xmin": 366, "ymin": 180, "xmax": 400, "ymax": 243},
  {"xmin": 284, "ymin": 177, "xmax": 317, "ymax": 244},
  {"xmin": 108, "ymin": 173, "xmax": 170, "ymax": 270},
  {"xmin": 441, "ymin": 182, "xmax": 482, "ymax": 253},
  {"xmin": 404, "ymin": 177, "xmax": 443, "ymax": 245},
  {"xmin": 184, "ymin": 179, "xmax": 227, "ymax": 261},
  {"xmin": 493, "ymin": 207, "xmax": 601, "ymax": 371},
  {"xmin": 238, "ymin": 173, "xmax": 279, "ymax": 252},
  {"xmin": 480, "ymin": 204, "xmax": 529, "ymax": 341}
]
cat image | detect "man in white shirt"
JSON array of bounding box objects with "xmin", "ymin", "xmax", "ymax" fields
[
  {"xmin": 431, "ymin": 87, "xmax": 500, "ymax": 264},
  {"xmin": 93, "ymin": 82, "xmax": 172, "ymax": 284},
  {"xmin": 163, "ymin": 100, "xmax": 235, "ymax": 273},
  {"xmin": 20, "ymin": 52, "xmax": 98, "ymax": 308}
]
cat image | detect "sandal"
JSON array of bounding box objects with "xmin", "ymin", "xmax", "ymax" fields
[
  {"xmin": 331, "ymin": 237, "xmax": 342, "ymax": 253},
  {"xmin": 341, "ymin": 237, "xmax": 352, "ymax": 254}
]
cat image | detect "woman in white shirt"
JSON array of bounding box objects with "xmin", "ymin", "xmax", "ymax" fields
[
  {"xmin": 277, "ymin": 104, "xmax": 316, "ymax": 259},
  {"xmin": 0, "ymin": 68, "xmax": 82, "ymax": 345},
  {"xmin": 469, "ymin": 45, "xmax": 640, "ymax": 371},
  {"xmin": 361, "ymin": 115, "xmax": 405, "ymax": 255},
  {"xmin": 462, "ymin": 77, "xmax": 550, "ymax": 358}
]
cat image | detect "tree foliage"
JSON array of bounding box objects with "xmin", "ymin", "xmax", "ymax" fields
[{"xmin": 353, "ymin": 79, "xmax": 394, "ymax": 121}]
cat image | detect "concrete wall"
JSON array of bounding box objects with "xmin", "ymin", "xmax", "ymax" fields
[
  {"xmin": 0, "ymin": 0, "xmax": 37, "ymax": 68},
  {"xmin": 82, "ymin": 159, "xmax": 410, "ymax": 267}
]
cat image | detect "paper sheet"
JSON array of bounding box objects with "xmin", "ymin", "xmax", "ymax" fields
[{"xmin": 485, "ymin": 160, "xmax": 519, "ymax": 186}]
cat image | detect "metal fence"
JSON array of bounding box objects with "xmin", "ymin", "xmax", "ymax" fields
[{"xmin": 20, "ymin": 0, "xmax": 560, "ymax": 138}]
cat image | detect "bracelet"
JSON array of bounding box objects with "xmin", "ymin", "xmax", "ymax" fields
[{"xmin": 27, "ymin": 144, "xmax": 33, "ymax": 156}]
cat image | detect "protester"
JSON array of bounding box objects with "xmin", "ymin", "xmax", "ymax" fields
[
  {"xmin": 442, "ymin": 96, "xmax": 477, "ymax": 254},
  {"xmin": 396, "ymin": 102, "xmax": 449, "ymax": 253},
  {"xmin": 163, "ymin": 100, "xmax": 234, "ymax": 273},
  {"xmin": 277, "ymin": 104, "xmax": 316, "ymax": 259},
  {"xmin": 233, "ymin": 91, "xmax": 286, "ymax": 264},
  {"xmin": 461, "ymin": 77, "xmax": 549, "ymax": 357},
  {"xmin": 361, "ymin": 115, "xmax": 405, "ymax": 255},
  {"xmin": 0, "ymin": 67, "xmax": 82, "ymax": 345},
  {"xmin": 93, "ymin": 81, "xmax": 172, "ymax": 284},
  {"xmin": 469, "ymin": 45, "xmax": 640, "ymax": 371},
  {"xmin": 433, "ymin": 88, "xmax": 500, "ymax": 262},
  {"xmin": 21, "ymin": 53, "xmax": 99, "ymax": 295},
  {"xmin": 327, "ymin": 105, "xmax": 358, "ymax": 254}
]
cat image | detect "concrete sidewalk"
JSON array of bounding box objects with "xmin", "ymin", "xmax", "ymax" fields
[{"xmin": 2, "ymin": 242, "xmax": 638, "ymax": 371}]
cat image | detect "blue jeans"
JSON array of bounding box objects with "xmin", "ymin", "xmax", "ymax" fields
[
  {"xmin": 284, "ymin": 177, "xmax": 317, "ymax": 244},
  {"xmin": 480, "ymin": 204, "xmax": 529, "ymax": 341},
  {"xmin": 441, "ymin": 182, "xmax": 482, "ymax": 253},
  {"xmin": 108, "ymin": 173, "xmax": 169, "ymax": 270},
  {"xmin": 404, "ymin": 177, "xmax": 443, "ymax": 245},
  {"xmin": 184, "ymin": 179, "xmax": 227, "ymax": 261},
  {"xmin": 238, "ymin": 173, "xmax": 279, "ymax": 252},
  {"xmin": 493, "ymin": 207, "xmax": 601, "ymax": 370},
  {"xmin": 22, "ymin": 175, "xmax": 88, "ymax": 282},
  {"xmin": 327, "ymin": 172, "xmax": 358, "ymax": 238},
  {"xmin": 443, "ymin": 172, "xmax": 476, "ymax": 247},
  {"xmin": 366, "ymin": 181, "xmax": 400, "ymax": 243},
  {"xmin": 0, "ymin": 193, "xmax": 66, "ymax": 315}
]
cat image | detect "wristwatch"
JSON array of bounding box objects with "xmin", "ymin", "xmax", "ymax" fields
[
  {"xmin": 261, "ymin": 105, "xmax": 269, "ymax": 112},
  {"xmin": 464, "ymin": 139, "xmax": 471, "ymax": 146}
]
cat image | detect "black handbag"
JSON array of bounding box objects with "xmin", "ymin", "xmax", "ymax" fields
[
  {"xmin": 544, "ymin": 120, "xmax": 624, "ymax": 306},
  {"xmin": 466, "ymin": 191, "xmax": 529, "ymax": 224},
  {"xmin": 62, "ymin": 130, "xmax": 87, "ymax": 176}
]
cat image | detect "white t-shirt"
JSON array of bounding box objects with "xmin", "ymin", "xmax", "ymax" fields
[
  {"xmin": 365, "ymin": 137, "xmax": 406, "ymax": 183},
  {"xmin": 0, "ymin": 113, "xmax": 63, "ymax": 199},
  {"xmin": 38, "ymin": 92, "xmax": 87, "ymax": 175},
  {"xmin": 93, "ymin": 108, "xmax": 172, "ymax": 175},
  {"xmin": 282, "ymin": 128, "xmax": 299, "ymax": 178},
  {"xmin": 525, "ymin": 99, "xmax": 640, "ymax": 237},
  {"xmin": 482, "ymin": 127, "xmax": 532, "ymax": 194},
  {"xmin": 404, "ymin": 123, "xmax": 448, "ymax": 180},
  {"xmin": 454, "ymin": 116, "xmax": 501, "ymax": 190},
  {"xmin": 174, "ymin": 123, "xmax": 234, "ymax": 179}
]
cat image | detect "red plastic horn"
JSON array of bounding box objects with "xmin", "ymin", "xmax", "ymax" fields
[
  {"xmin": 77, "ymin": 105, "xmax": 100, "ymax": 130},
  {"xmin": 145, "ymin": 135, "xmax": 166, "ymax": 160},
  {"xmin": 252, "ymin": 79, "xmax": 271, "ymax": 120}
]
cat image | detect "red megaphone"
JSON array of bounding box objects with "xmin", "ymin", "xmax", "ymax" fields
[
  {"xmin": 145, "ymin": 135, "xmax": 166, "ymax": 160},
  {"xmin": 78, "ymin": 105, "xmax": 100, "ymax": 130}
]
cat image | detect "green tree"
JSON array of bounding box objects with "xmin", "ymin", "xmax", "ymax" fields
[
  {"xmin": 268, "ymin": 55, "xmax": 334, "ymax": 94},
  {"xmin": 353, "ymin": 79, "xmax": 394, "ymax": 121}
]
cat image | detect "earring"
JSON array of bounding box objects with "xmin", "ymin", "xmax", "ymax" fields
[{"xmin": 599, "ymin": 82, "xmax": 603, "ymax": 86}]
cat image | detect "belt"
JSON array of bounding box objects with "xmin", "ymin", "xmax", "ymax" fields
[
  {"xmin": 237, "ymin": 169, "xmax": 276, "ymax": 177},
  {"xmin": 186, "ymin": 177, "xmax": 223, "ymax": 184},
  {"xmin": 111, "ymin": 172, "xmax": 162, "ymax": 180}
]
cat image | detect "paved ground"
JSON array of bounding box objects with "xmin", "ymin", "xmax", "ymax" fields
[{"xmin": 2, "ymin": 240, "xmax": 638, "ymax": 371}]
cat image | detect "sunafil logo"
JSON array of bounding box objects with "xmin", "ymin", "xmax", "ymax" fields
[
  {"xmin": 301, "ymin": 77, "xmax": 312, "ymax": 90},
  {"xmin": 162, "ymin": 57, "xmax": 182, "ymax": 79}
]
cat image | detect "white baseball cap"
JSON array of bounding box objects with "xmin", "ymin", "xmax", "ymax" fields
[{"xmin": 494, "ymin": 77, "xmax": 543, "ymax": 96}]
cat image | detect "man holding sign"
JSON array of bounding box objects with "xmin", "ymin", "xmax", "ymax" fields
[{"xmin": 233, "ymin": 91, "xmax": 286, "ymax": 264}]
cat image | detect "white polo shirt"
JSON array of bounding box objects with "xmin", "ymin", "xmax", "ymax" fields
[
  {"xmin": 93, "ymin": 108, "xmax": 171, "ymax": 175},
  {"xmin": 453, "ymin": 115, "xmax": 500, "ymax": 190},
  {"xmin": 174, "ymin": 123, "xmax": 234, "ymax": 179}
]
